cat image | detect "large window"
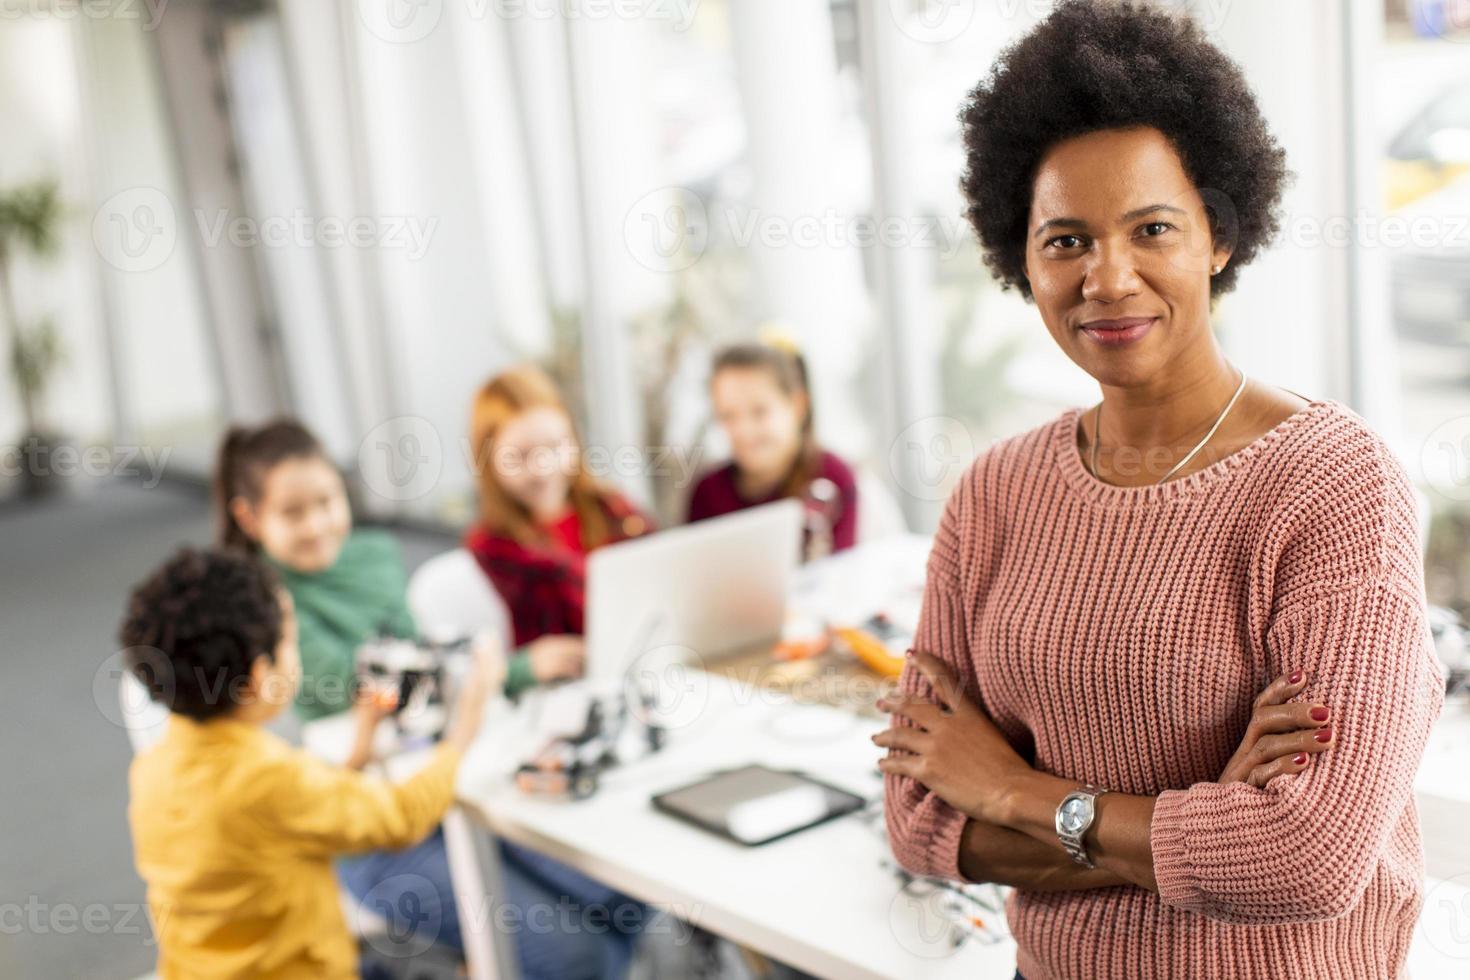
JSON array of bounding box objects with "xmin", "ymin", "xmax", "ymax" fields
[
  {"xmin": 571, "ymin": 0, "xmax": 890, "ymax": 524},
  {"xmin": 1375, "ymin": 2, "xmax": 1470, "ymax": 617}
]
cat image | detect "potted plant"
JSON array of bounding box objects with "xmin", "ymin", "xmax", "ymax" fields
[{"xmin": 0, "ymin": 179, "xmax": 66, "ymax": 497}]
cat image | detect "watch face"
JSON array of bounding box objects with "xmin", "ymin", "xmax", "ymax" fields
[{"xmin": 1061, "ymin": 797, "xmax": 1092, "ymax": 832}]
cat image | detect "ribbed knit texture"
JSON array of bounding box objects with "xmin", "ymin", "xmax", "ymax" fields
[{"xmin": 884, "ymin": 399, "xmax": 1447, "ymax": 980}]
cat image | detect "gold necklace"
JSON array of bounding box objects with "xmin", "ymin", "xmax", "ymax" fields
[{"xmin": 1089, "ymin": 368, "xmax": 1248, "ymax": 484}]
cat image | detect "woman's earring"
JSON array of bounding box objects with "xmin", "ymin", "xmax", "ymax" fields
[{"xmin": 1211, "ymin": 264, "xmax": 1222, "ymax": 275}]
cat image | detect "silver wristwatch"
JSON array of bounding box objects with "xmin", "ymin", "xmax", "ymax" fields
[{"xmin": 1055, "ymin": 783, "xmax": 1109, "ymax": 868}]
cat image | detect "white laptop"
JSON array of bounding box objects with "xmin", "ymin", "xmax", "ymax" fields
[
  {"xmin": 523, "ymin": 499, "xmax": 803, "ymax": 739},
  {"xmin": 584, "ymin": 497, "xmax": 804, "ymax": 685}
]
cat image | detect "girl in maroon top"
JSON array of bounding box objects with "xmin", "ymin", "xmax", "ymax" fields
[
  {"xmin": 687, "ymin": 340, "xmax": 858, "ymax": 560},
  {"xmin": 464, "ymin": 365, "xmax": 653, "ymax": 656}
]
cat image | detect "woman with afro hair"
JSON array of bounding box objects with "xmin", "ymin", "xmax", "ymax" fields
[{"xmin": 874, "ymin": 3, "xmax": 1444, "ymax": 978}]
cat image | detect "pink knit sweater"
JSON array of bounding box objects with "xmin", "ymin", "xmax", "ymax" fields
[{"xmin": 884, "ymin": 399, "xmax": 1447, "ymax": 980}]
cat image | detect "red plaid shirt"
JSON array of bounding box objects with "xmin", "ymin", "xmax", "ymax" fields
[{"xmin": 464, "ymin": 493, "xmax": 653, "ymax": 648}]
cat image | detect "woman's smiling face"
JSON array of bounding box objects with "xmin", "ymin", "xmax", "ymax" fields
[{"xmin": 1023, "ymin": 125, "xmax": 1231, "ymax": 389}]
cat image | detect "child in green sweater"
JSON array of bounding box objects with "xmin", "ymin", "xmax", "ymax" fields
[{"xmin": 215, "ymin": 426, "xmax": 575, "ymax": 720}]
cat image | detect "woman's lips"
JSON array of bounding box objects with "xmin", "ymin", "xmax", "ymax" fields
[{"xmin": 1079, "ymin": 316, "xmax": 1156, "ymax": 346}]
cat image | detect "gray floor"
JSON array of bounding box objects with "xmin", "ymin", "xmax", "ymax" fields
[{"xmin": 0, "ymin": 480, "xmax": 458, "ymax": 979}]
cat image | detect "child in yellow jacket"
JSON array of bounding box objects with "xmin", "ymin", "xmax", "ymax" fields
[{"xmin": 121, "ymin": 547, "xmax": 499, "ymax": 979}]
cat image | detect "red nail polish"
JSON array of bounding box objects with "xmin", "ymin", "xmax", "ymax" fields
[
  {"xmin": 1315, "ymin": 728, "xmax": 1332, "ymax": 743},
  {"xmin": 1310, "ymin": 707, "xmax": 1329, "ymax": 722},
  {"xmin": 1293, "ymin": 752, "xmax": 1308, "ymax": 765},
  {"xmin": 1288, "ymin": 670, "xmax": 1303, "ymax": 684}
]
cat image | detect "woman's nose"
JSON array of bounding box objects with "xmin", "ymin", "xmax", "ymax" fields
[{"xmin": 1081, "ymin": 249, "xmax": 1143, "ymax": 304}]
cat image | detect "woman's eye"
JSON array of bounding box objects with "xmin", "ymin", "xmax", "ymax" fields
[
  {"xmin": 1140, "ymin": 221, "xmax": 1173, "ymax": 237},
  {"xmin": 1046, "ymin": 234, "xmax": 1083, "ymax": 250}
]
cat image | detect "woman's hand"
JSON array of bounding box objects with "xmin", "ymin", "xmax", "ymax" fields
[
  {"xmin": 528, "ymin": 634, "xmax": 586, "ymax": 683},
  {"xmin": 1217, "ymin": 669, "xmax": 1334, "ymax": 787},
  {"xmin": 872, "ymin": 650, "xmax": 1031, "ymax": 824}
]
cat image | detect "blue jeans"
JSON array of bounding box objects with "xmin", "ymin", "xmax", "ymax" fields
[{"xmin": 338, "ymin": 830, "xmax": 642, "ymax": 979}]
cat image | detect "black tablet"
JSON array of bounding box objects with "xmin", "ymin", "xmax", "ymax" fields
[{"xmin": 650, "ymin": 764, "xmax": 867, "ymax": 846}]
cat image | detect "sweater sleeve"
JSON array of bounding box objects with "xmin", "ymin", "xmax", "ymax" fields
[
  {"xmin": 1151, "ymin": 578, "xmax": 1443, "ymax": 923},
  {"xmin": 1151, "ymin": 433, "xmax": 1447, "ymax": 925},
  {"xmin": 685, "ymin": 470, "xmax": 718, "ymax": 524},
  {"xmin": 882, "ymin": 468, "xmax": 976, "ymax": 881},
  {"xmin": 830, "ymin": 456, "xmax": 860, "ymax": 551},
  {"xmin": 291, "ymin": 608, "xmax": 356, "ymax": 722},
  {"xmin": 1151, "ymin": 432, "xmax": 1451, "ymax": 926},
  {"xmin": 503, "ymin": 649, "xmax": 537, "ymax": 698},
  {"xmin": 261, "ymin": 743, "xmax": 462, "ymax": 857}
]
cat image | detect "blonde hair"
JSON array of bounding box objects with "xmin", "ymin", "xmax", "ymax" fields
[{"xmin": 469, "ymin": 365, "xmax": 615, "ymax": 548}]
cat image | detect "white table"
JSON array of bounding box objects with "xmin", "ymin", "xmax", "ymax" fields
[{"xmin": 455, "ymin": 670, "xmax": 1014, "ymax": 980}]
